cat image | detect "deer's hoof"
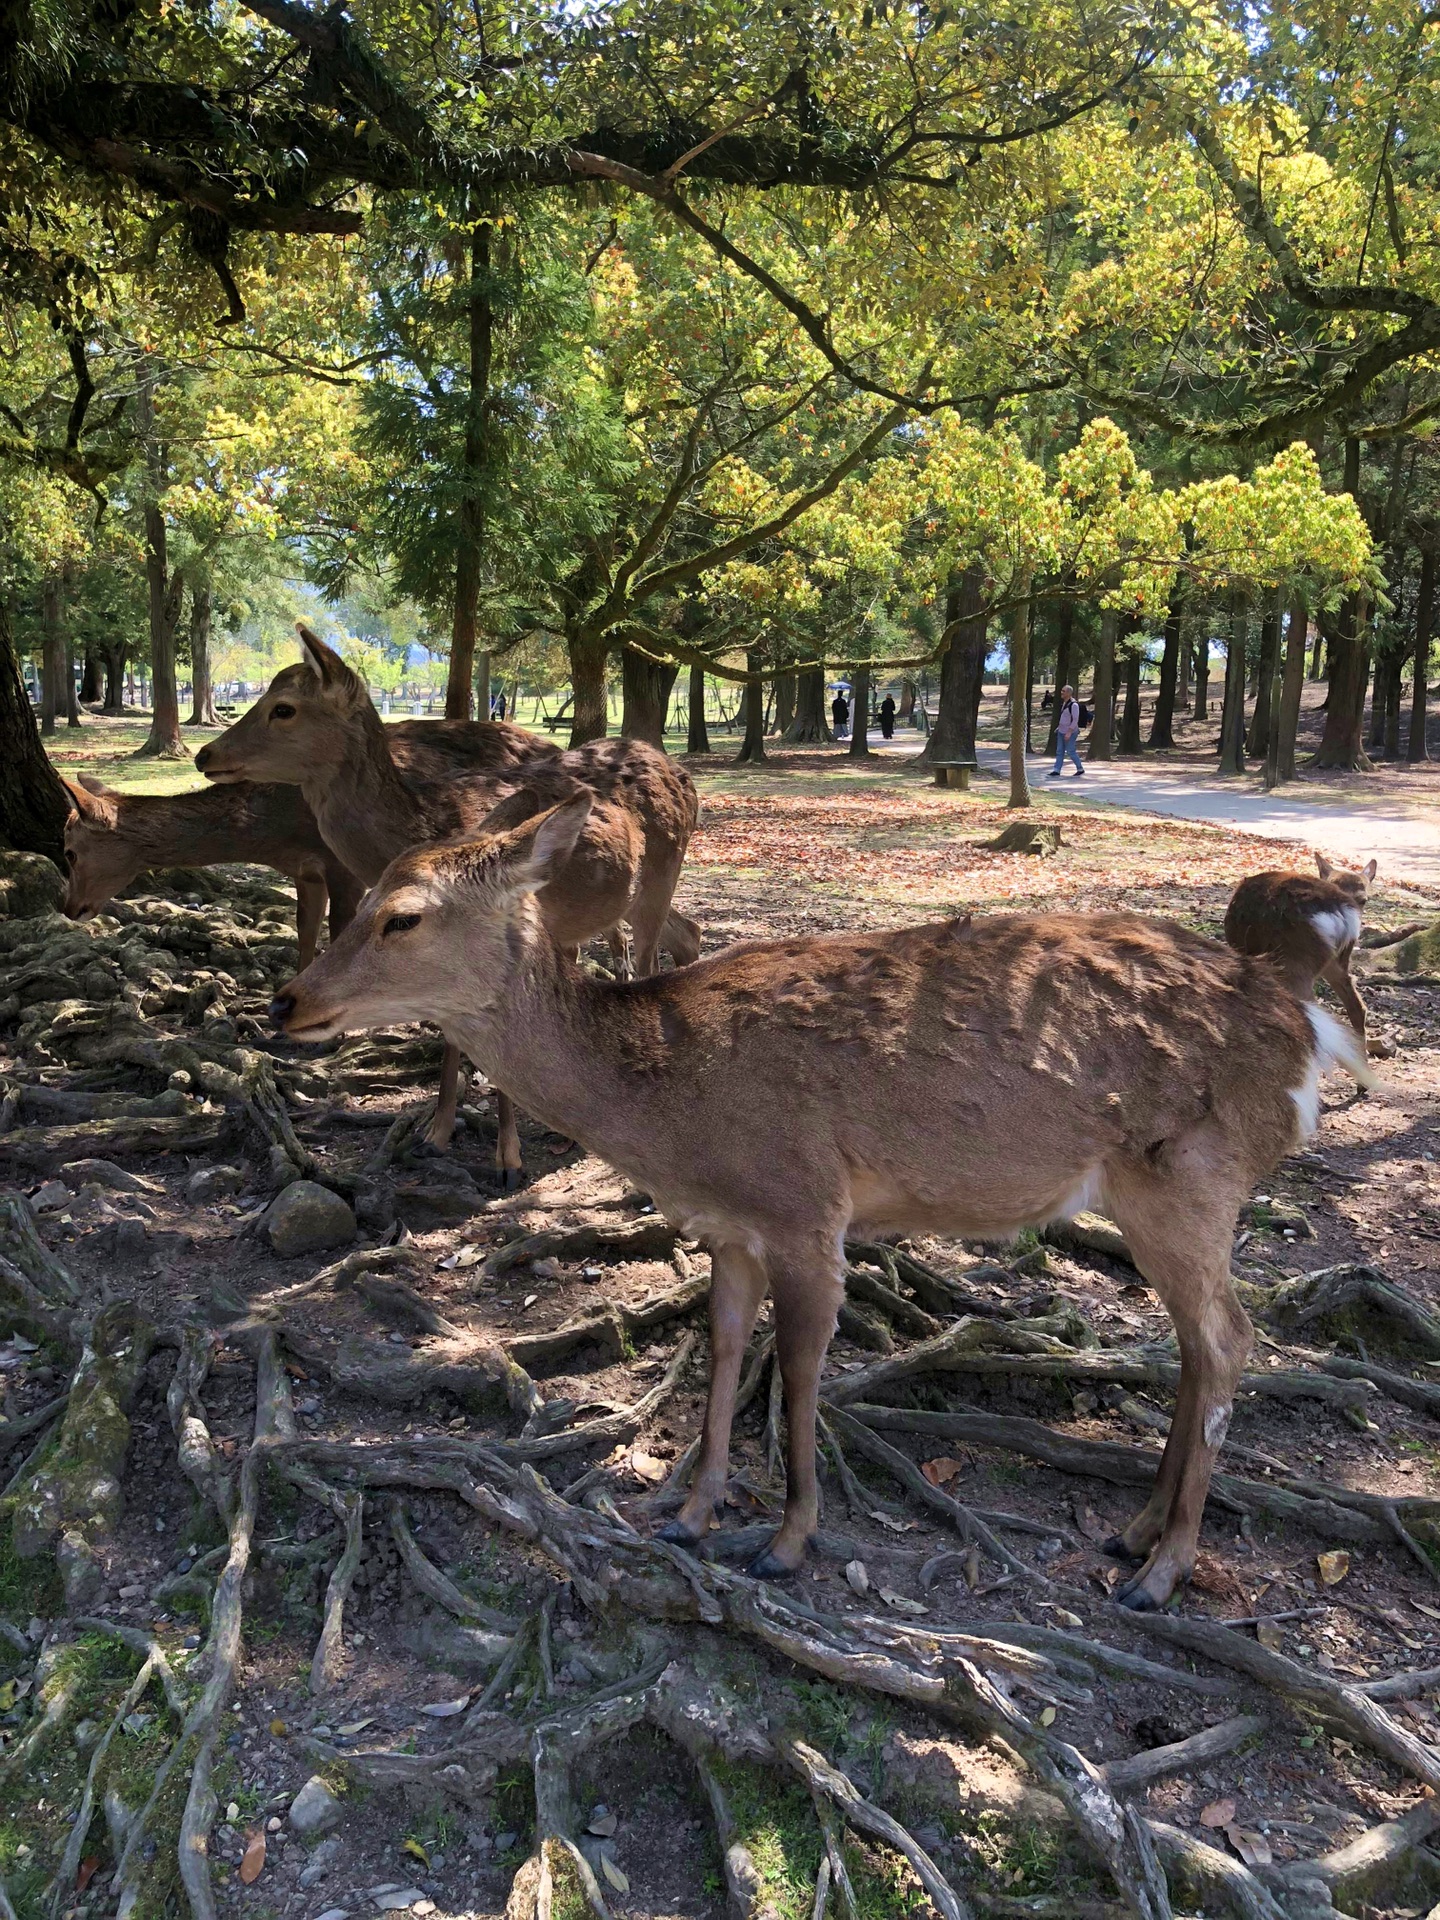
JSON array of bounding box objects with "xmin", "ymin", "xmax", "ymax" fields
[
  {"xmin": 1115, "ymin": 1580, "xmax": 1162, "ymax": 1612},
  {"xmin": 1102, "ymin": 1534, "xmax": 1146, "ymax": 1565},
  {"xmin": 657, "ymin": 1518, "xmax": 701, "ymax": 1546},
  {"xmin": 497, "ymin": 1167, "xmax": 525, "ymax": 1192},
  {"xmin": 745, "ymin": 1550, "xmax": 798, "ymax": 1581}
]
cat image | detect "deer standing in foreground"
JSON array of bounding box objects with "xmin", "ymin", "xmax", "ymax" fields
[
  {"xmin": 1225, "ymin": 855, "xmax": 1377, "ymax": 1053},
  {"xmin": 198, "ymin": 628, "xmax": 701, "ymax": 1175},
  {"xmin": 271, "ymin": 793, "xmax": 1370, "ymax": 1610},
  {"xmin": 60, "ymin": 777, "xmax": 365, "ymax": 966}
]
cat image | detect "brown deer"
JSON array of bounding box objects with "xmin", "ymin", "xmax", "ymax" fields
[
  {"xmin": 270, "ymin": 793, "xmax": 1370, "ymax": 1611},
  {"xmin": 197, "ymin": 627, "xmax": 701, "ymax": 1174},
  {"xmin": 59, "ymin": 777, "xmax": 365, "ymax": 967},
  {"xmin": 1224, "ymin": 855, "xmax": 1376, "ymax": 1052}
]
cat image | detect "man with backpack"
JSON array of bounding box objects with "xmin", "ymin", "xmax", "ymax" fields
[{"xmin": 1049, "ymin": 684, "xmax": 1085, "ymax": 777}]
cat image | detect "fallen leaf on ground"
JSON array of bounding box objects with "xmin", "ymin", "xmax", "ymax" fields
[
  {"xmin": 1075, "ymin": 1507, "xmax": 1111, "ymax": 1544},
  {"xmin": 239, "ymin": 1832, "xmax": 266, "ymax": 1884},
  {"xmin": 1227, "ymin": 1827, "xmax": 1273, "ymax": 1867},
  {"xmin": 76, "ymin": 1858, "xmax": 101, "ymax": 1893},
  {"xmin": 1199, "ymin": 1800, "xmax": 1236, "ymax": 1829},
  {"xmin": 870, "ymin": 1512, "xmax": 918, "ymax": 1533},
  {"xmin": 1190, "ymin": 1554, "xmax": 1250, "ymax": 1606},
  {"xmin": 1042, "ymin": 1605, "xmax": 1085, "ymax": 1630},
  {"xmin": 1256, "ymin": 1621, "xmax": 1286, "ymax": 1651},
  {"xmin": 921, "ymin": 1456, "xmax": 964, "ymax": 1487},
  {"xmin": 588, "ymin": 1810, "xmax": 618, "ymax": 1837},
  {"xmin": 403, "ymin": 1839, "xmax": 430, "ymax": 1866},
  {"xmin": 629, "ymin": 1450, "xmax": 668, "ymax": 1483},
  {"xmin": 418, "ymin": 1694, "xmax": 471, "ymax": 1717},
  {"xmin": 600, "ymin": 1855, "xmax": 630, "ymax": 1893},
  {"xmin": 845, "ymin": 1559, "xmax": 869, "ymax": 1596},
  {"xmin": 879, "ymin": 1587, "xmax": 929, "ymax": 1616},
  {"xmin": 1039, "ymin": 1707, "xmax": 1057, "ymax": 1726},
  {"xmin": 269, "ymin": 1717, "xmax": 286, "ymax": 1736},
  {"xmin": 1317, "ymin": 1550, "xmax": 1351, "ymax": 1587},
  {"xmin": 338, "ymin": 1717, "xmax": 373, "ymax": 1734}
]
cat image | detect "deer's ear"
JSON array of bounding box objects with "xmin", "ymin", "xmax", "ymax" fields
[
  {"xmin": 1363, "ymin": 859, "xmax": 1378, "ymax": 883},
  {"xmin": 60, "ymin": 774, "xmax": 114, "ymax": 823},
  {"xmin": 1315, "ymin": 853, "xmax": 1333, "ymax": 879},
  {"xmin": 296, "ymin": 623, "xmax": 362, "ymax": 702},
  {"xmin": 504, "ymin": 793, "xmax": 594, "ymax": 892}
]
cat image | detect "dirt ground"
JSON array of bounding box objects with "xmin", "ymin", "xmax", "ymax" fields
[{"xmin": 4, "ymin": 751, "xmax": 1440, "ymax": 1920}]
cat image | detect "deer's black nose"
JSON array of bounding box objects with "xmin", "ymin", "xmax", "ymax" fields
[
  {"xmin": 194, "ymin": 743, "xmax": 212, "ymax": 771},
  {"xmin": 269, "ymin": 992, "xmax": 296, "ymax": 1030}
]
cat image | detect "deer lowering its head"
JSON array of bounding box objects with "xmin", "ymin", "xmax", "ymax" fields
[
  {"xmin": 59, "ymin": 776, "xmax": 365, "ymax": 967},
  {"xmin": 199, "ymin": 627, "xmax": 701, "ymax": 1174},
  {"xmin": 272, "ymin": 794, "xmax": 1370, "ymax": 1610},
  {"xmin": 1225, "ymin": 855, "xmax": 1377, "ymax": 1053}
]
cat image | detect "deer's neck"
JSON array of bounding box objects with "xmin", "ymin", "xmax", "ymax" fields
[
  {"xmin": 445, "ymin": 920, "xmax": 655, "ymax": 1161},
  {"xmin": 302, "ymin": 713, "xmax": 425, "ymax": 883}
]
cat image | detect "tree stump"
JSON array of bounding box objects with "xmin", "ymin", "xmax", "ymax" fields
[{"xmin": 979, "ymin": 822, "xmax": 1065, "ymax": 855}]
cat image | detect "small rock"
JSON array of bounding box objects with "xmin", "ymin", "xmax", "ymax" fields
[
  {"xmin": 297, "ymin": 1837, "xmax": 343, "ymax": 1887},
  {"xmin": 186, "ymin": 1164, "xmax": 245, "ymax": 1204},
  {"xmin": 262, "ymin": 1181, "xmax": 357, "ymax": 1258},
  {"xmin": 372, "ymin": 1890, "xmax": 426, "ymax": 1912},
  {"xmin": 113, "ymin": 1218, "xmax": 149, "ymax": 1260},
  {"xmin": 288, "ymin": 1775, "xmax": 345, "ymax": 1840},
  {"xmin": 0, "ymin": 849, "xmax": 67, "ymax": 918},
  {"xmin": 493, "ymin": 1831, "xmax": 518, "ymax": 1855},
  {"xmin": 313, "ymin": 1910, "xmax": 351, "ymax": 1920},
  {"xmin": 72, "ymin": 1719, "xmax": 100, "ymax": 1749},
  {"xmin": 118, "ymin": 1584, "xmax": 147, "ymax": 1601},
  {"xmin": 28, "ymin": 1179, "xmax": 70, "ymax": 1212},
  {"xmin": 267, "ymin": 1815, "xmax": 282, "ymax": 1832}
]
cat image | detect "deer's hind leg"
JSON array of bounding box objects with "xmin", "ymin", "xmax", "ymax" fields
[
  {"xmin": 1102, "ymin": 1145, "xmax": 1254, "ymax": 1612},
  {"xmin": 748, "ymin": 1236, "xmax": 846, "ymax": 1579},
  {"xmin": 1321, "ymin": 949, "xmax": 1368, "ymax": 1044}
]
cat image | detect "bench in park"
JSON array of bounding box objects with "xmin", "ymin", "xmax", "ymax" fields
[{"xmin": 930, "ymin": 757, "xmax": 978, "ymax": 790}]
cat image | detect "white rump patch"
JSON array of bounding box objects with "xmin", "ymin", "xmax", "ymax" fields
[
  {"xmin": 1049, "ymin": 1167, "xmax": 1104, "ymax": 1224},
  {"xmin": 1203, "ymin": 1403, "xmax": 1232, "ymax": 1449},
  {"xmin": 1309, "ymin": 906, "xmax": 1361, "ymax": 953},
  {"xmin": 1291, "ymin": 1004, "xmax": 1375, "ymax": 1141}
]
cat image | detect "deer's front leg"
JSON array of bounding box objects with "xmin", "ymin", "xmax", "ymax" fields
[
  {"xmin": 660, "ymin": 1243, "xmax": 767, "ymax": 1546},
  {"xmin": 748, "ymin": 1249, "xmax": 845, "ymax": 1580}
]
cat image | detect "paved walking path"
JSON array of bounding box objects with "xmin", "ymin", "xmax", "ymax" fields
[{"xmin": 890, "ymin": 741, "xmax": 1439, "ymax": 886}]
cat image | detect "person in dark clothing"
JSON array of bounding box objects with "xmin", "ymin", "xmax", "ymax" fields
[
  {"xmin": 879, "ymin": 694, "xmax": 896, "ymax": 739},
  {"xmin": 831, "ymin": 690, "xmax": 850, "ymax": 739},
  {"xmin": 490, "ymin": 689, "xmax": 507, "ymax": 720}
]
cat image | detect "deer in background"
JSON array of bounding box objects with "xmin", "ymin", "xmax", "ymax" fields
[
  {"xmin": 198, "ymin": 627, "xmax": 702, "ymax": 1175},
  {"xmin": 60, "ymin": 777, "xmax": 365, "ymax": 967},
  {"xmin": 1225, "ymin": 855, "xmax": 1377, "ymax": 1055},
  {"xmin": 271, "ymin": 792, "xmax": 1369, "ymax": 1611}
]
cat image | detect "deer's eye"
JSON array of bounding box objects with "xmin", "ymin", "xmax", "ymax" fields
[
  {"xmin": 270, "ymin": 702, "xmax": 296, "ymax": 720},
  {"xmin": 382, "ymin": 912, "xmax": 421, "ymax": 937},
  {"xmin": 64, "ymin": 848, "xmax": 76, "ymax": 865}
]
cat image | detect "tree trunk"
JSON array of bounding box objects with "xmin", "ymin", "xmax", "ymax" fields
[
  {"xmin": 620, "ymin": 647, "xmax": 678, "ymax": 746},
  {"xmin": 1269, "ymin": 594, "xmax": 1307, "ymax": 788},
  {"xmin": 474, "ymin": 649, "xmax": 491, "ymax": 723},
  {"xmin": 1411, "ymin": 544, "xmax": 1434, "ymax": 763},
  {"xmin": 80, "ymin": 648, "xmax": 100, "ymax": 705},
  {"xmin": 686, "ymin": 662, "xmax": 710, "ymax": 754},
  {"xmin": 1023, "ymin": 624, "xmax": 1036, "ymax": 753},
  {"xmin": 1176, "ymin": 619, "xmax": 1190, "ymax": 712},
  {"xmin": 1192, "ymin": 632, "xmax": 1210, "ymax": 721},
  {"xmin": 774, "ymin": 672, "xmax": 796, "ymax": 736},
  {"xmin": 133, "ymin": 366, "xmax": 186, "ymax": 758},
  {"xmin": 64, "ymin": 621, "xmax": 80, "ymax": 727},
  {"xmin": 40, "ymin": 571, "xmax": 64, "ymax": 736},
  {"xmin": 445, "ymin": 220, "xmax": 493, "ymax": 720},
  {"xmin": 1310, "ymin": 623, "xmax": 1325, "ymax": 678},
  {"xmin": 1218, "ymin": 593, "xmax": 1248, "ymax": 775},
  {"xmin": 188, "ymin": 584, "xmax": 218, "ymax": 726},
  {"xmin": 102, "ymin": 646, "xmax": 126, "ymax": 714},
  {"xmin": 0, "ymin": 597, "xmax": 69, "ymax": 860},
  {"xmin": 1312, "ymin": 593, "xmax": 1373, "ymax": 769},
  {"xmin": 849, "ymin": 665, "xmax": 872, "ymax": 757},
  {"xmin": 1007, "ymin": 581, "xmax": 1033, "ymax": 808},
  {"xmin": 1117, "ymin": 645, "xmax": 1143, "ymax": 754},
  {"xmin": 1045, "ymin": 598, "xmax": 1074, "ymax": 755},
  {"xmin": 1368, "ymin": 650, "xmax": 1389, "ymax": 753},
  {"xmin": 1246, "ymin": 603, "xmax": 1278, "ymax": 758},
  {"xmin": 1148, "ymin": 581, "xmax": 1183, "ymax": 748},
  {"xmin": 735, "ymin": 652, "xmax": 767, "ymax": 764},
  {"xmin": 568, "ymin": 629, "xmax": 609, "ymax": 747},
  {"xmin": 1383, "ymin": 652, "xmax": 1403, "ymax": 759},
  {"xmin": 1089, "ymin": 608, "xmax": 1116, "ymax": 760},
  {"xmin": 921, "ymin": 567, "xmax": 987, "ymax": 765},
  {"xmin": 785, "ymin": 666, "xmax": 832, "ymax": 743}
]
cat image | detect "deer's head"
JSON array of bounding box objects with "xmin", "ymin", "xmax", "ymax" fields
[
  {"xmin": 1316, "ymin": 853, "xmax": 1378, "ymax": 909},
  {"xmin": 59, "ymin": 776, "xmax": 130, "ymax": 919},
  {"xmin": 195, "ymin": 625, "xmax": 368, "ymax": 785},
  {"xmin": 269, "ymin": 793, "xmax": 595, "ymax": 1042}
]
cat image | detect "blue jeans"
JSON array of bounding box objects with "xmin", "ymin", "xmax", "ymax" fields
[{"xmin": 1052, "ymin": 734, "xmax": 1083, "ymax": 774}]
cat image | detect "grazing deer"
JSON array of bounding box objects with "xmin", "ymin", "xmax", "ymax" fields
[
  {"xmin": 270, "ymin": 793, "xmax": 1370, "ymax": 1610},
  {"xmin": 1224, "ymin": 855, "xmax": 1377, "ymax": 1053},
  {"xmin": 59, "ymin": 776, "xmax": 365, "ymax": 967},
  {"xmin": 198, "ymin": 627, "xmax": 702, "ymax": 1174}
]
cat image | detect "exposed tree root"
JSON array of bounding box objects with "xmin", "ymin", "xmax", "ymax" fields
[
  {"xmin": 1101, "ymin": 1714, "xmax": 1265, "ymax": 1792},
  {"xmin": 507, "ymin": 1272, "xmax": 709, "ymax": 1368},
  {"xmin": 387, "ymin": 1495, "xmax": 522, "ymax": 1631},
  {"xmin": 1322, "ymin": 1353, "xmax": 1440, "ymax": 1417},
  {"xmin": 844, "ymin": 1242, "xmax": 1020, "ymax": 1320},
  {"xmin": 310, "ymin": 1488, "xmax": 365, "ymax": 1692},
  {"xmin": 483, "ymin": 1215, "xmax": 681, "ymax": 1278},
  {"xmin": 1266, "ymin": 1264, "xmax": 1440, "ymax": 1356},
  {"xmin": 1147, "ymin": 1821, "xmax": 1286, "ymax": 1920},
  {"xmin": 0, "ymin": 1192, "xmax": 80, "ymax": 1299}
]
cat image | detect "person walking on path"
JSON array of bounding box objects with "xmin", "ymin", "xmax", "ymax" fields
[
  {"xmin": 1049, "ymin": 684, "xmax": 1084, "ymax": 778},
  {"xmin": 831, "ymin": 689, "xmax": 850, "ymax": 740},
  {"xmin": 879, "ymin": 693, "xmax": 896, "ymax": 740}
]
